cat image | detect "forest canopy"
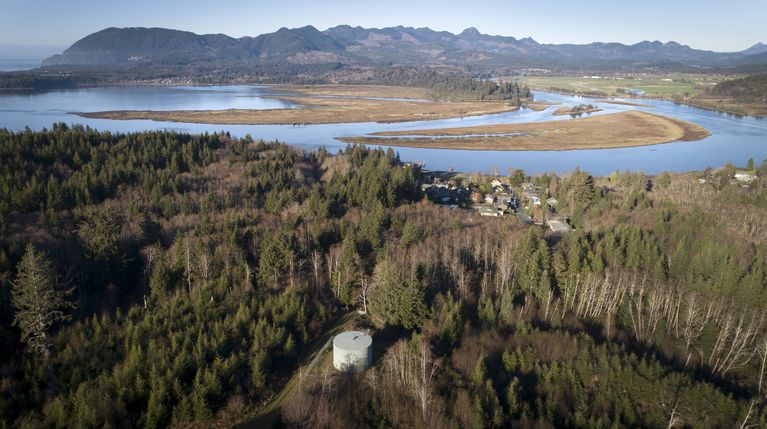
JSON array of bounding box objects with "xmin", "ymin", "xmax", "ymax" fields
[{"xmin": 0, "ymin": 126, "xmax": 767, "ymax": 428}]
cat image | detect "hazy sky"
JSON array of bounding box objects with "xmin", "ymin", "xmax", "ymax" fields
[{"xmin": 1, "ymin": 0, "xmax": 765, "ymax": 56}]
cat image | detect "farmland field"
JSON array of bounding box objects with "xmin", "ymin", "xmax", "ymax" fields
[{"xmin": 519, "ymin": 73, "xmax": 734, "ymax": 98}]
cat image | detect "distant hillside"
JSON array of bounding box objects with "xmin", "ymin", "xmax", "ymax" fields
[
  {"xmin": 41, "ymin": 25, "xmax": 766, "ymax": 71},
  {"xmin": 245, "ymin": 25, "xmax": 345, "ymax": 59},
  {"xmin": 710, "ymin": 73, "xmax": 767, "ymax": 102},
  {"xmin": 43, "ymin": 27, "xmax": 253, "ymax": 65},
  {"xmin": 741, "ymin": 42, "xmax": 767, "ymax": 56}
]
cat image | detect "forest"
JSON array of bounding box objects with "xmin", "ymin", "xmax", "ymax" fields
[
  {"xmin": 344, "ymin": 67, "xmax": 532, "ymax": 102},
  {"xmin": 0, "ymin": 62, "xmax": 342, "ymax": 90},
  {"xmin": 1, "ymin": 126, "xmax": 767, "ymax": 428},
  {"xmin": 709, "ymin": 73, "xmax": 767, "ymax": 102}
]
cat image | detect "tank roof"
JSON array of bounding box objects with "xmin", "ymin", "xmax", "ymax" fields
[{"xmin": 333, "ymin": 331, "xmax": 372, "ymax": 350}]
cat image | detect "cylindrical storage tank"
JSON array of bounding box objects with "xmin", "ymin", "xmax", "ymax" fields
[{"xmin": 333, "ymin": 331, "xmax": 372, "ymax": 371}]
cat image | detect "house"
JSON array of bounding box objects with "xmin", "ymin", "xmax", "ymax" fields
[
  {"xmin": 470, "ymin": 191, "xmax": 483, "ymax": 203},
  {"xmin": 531, "ymin": 196, "xmax": 541, "ymax": 206},
  {"xmin": 548, "ymin": 219, "xmax": 571, "ymax": 233},
  {"xmin": 734, "ymin": 172, "xmax": 757, "ymax": 182},
  {"xmin": 546, "ymin": 198, "xmax": 559, "ymax": 208},
  {"xmin": 497, "ymin": 203, "xmax": 509, "ymax": 212},
  {"xmin": 478, "ymin": 206, "xmax": 500, "ymax": 217},
  {"xmin": 521, "ymin": 182, "xmax": 540, "ymax": 193},
  {"xmin": 521, "ymin": 182, "xmax": 541, "ymax": 198},
  {"xmin": 491, "ymin": 179, "xmax": 503, "ymax": 188},
  {"xmin": 484, "ymin": 195, "xmax": 496, "ymax": 204}
]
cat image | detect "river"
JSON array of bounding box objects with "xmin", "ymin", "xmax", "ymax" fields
[{"xmin": 1, "ymin": 85, "xmax": 765, "ymax": 175}]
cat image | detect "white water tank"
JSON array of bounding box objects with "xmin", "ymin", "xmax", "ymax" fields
[{"xmin": 333, "ymin": 331, "xmax": 372, "ymax": 371}]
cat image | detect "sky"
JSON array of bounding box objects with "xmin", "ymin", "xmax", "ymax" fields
[{"xmin": 1, "ymin": 0, "xmax": 765, "ymax": 57}]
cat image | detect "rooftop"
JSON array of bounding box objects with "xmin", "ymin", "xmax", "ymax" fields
[
  {"xmin": 333, "ymin": 331, "xmax": 372, "ymax": 351},
  {"xmin": 548, "ymin": 220, "xmax": 571, "ymax": 233}
]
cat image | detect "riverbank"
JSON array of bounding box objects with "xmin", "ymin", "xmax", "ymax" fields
[
  {"xmin": 595, "ymin": 99, "xmax": 652, "ymax": 107},
  {"xmin": 76, "ymin": 95, "xmax": 521, "ymax": 125},
  {"xmin": 338, "ymin": 111, "xmax": 710, "ymax": 151},
  {"xmin": 678, "ymin": 97, "xmax": 767, "ymax": 118}
]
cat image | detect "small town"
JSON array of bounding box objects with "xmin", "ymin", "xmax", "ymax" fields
[{"xmin": 421, "ymin": 170, "xmax": 572, "ymax": 233}]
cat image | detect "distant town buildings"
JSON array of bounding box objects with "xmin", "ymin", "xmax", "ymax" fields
[
  {"xmin": 421, "ymin": 173, "xmax": 570, "ymax": 233},
  {"xmin": 735, "ymin": 171, "xmax": 757, "ymax": 182}
]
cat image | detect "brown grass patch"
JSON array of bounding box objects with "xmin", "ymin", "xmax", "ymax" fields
[
  {"xmin": 338, "ymin": 110, "xmax": 710, "ymax": 151},
  {"xmin": 77, "ymin": 96, "xmax": 518, "ymax": 125}
]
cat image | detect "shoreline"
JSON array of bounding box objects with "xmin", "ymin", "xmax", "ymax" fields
[{"xmin": 72, "ymin": 86, "xmax": 534, "ymax": 125}]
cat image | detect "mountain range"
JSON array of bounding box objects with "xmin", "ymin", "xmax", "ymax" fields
[{"xmin": 42, "ymin": 25, "xmax": 766, "ymax": 71}]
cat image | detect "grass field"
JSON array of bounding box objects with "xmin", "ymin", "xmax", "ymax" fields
[
  {"xmin": 520, "ymin": 74, "xmax": 732, "ymax": 98},
  {"xmin": 339, "ymin": 111, "xmax": 710, "ymax": 151},
  {"xmin": 77, "ymin": 93, "xmax": 519, "ymax": 125}
]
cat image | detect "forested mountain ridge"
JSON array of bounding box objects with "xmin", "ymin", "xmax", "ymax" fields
[
  {"xmin": 1, "ymin": 125, "xmax": 767, "ymax": 427},
  {"xmin": 41, "ymin": 25, "xmax": 766, "ymax": 71},
  {"xmin": 43, "ymin": 27, "xmax": 254, "ymax": 65}
]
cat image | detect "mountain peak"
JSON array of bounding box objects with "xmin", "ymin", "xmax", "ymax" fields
[
  {"xmin": 43, "ymin": 25, "xmax": 757, "ymax": 70},
  {"xmin": 742, "ymin": 42, "xmax": 767, "ymax": 56},
  {"xmin": 460, "ymin": 27, "xmax": 481, "ymax": 37},
  {"xmin": 518, "ymin": 37, "xmax": 539, "ymax": 46}
]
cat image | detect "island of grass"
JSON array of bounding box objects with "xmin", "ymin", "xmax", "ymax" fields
[
  {"xmin": 552, "ymin": 104, "xmax": 602, "ymax": 116},
  {"xmin": 76, "ymin": 94, "xmax": 522, "ymax": 125},
  {"xmin": 338, "ymin": 110, "xmax": 710, "ymax": 151}
]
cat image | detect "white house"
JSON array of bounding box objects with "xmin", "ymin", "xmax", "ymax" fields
[
  {"xmin": 735, "ymin": 172, "xmax": 757, "ymax": 182},
  {"xmin": 548, "ymin": 220, "xmax": 571, "ymax": 233}
]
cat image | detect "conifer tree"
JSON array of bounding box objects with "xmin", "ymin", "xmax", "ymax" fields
[{"xmin": 11, "ymin": 244, "xmax": 72, "ymax": 360}]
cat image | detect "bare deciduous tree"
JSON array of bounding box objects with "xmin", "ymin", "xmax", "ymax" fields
[
  {"xmin": 708, "ymin": 310, "xmax": 763, "ymax": 376},
  {"xmin": 383, "ymin": 338, "xmax": 441, "ymax": 423},
  {"xmin": 757, "ymin": 336, "xmax": 767, "ymax": 396},
  {"xmin": 355, "ymin": 273, "xmax": 371, "ymax": 314},
  {"xmin": 310, "ymin": 249, "xmax": 323, "ymax": 292}
]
